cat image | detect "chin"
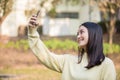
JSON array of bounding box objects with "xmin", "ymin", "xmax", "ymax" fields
[{"xmin": 78, "ymin": 44, "xmax": 85, "ymax": 48}]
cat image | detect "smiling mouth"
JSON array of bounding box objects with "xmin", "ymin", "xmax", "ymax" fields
[
  {"xmin": 78, "ymin": 38, "xmax": 84, "ymax": 43},
  {"xmin": 79, "ymin": 38, "xmax": 84, "ymax": 41}
]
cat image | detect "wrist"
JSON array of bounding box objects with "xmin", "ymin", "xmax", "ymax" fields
[
  {"xmin": 27, "ymin": 25, "xmax": 37, "ymax": 34},
  {"xmin": 27, "ymin": 26, "xmax": 40, "ymax": 37}
]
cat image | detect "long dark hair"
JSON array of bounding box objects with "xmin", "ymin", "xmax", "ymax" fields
[{"xmin": 78, "ymin": 22, "xmax": 105, "ymax": 69}]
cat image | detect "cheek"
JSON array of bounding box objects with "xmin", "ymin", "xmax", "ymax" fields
[
  {"xmin": 85, "ymin": 37, "xmax": 88, "ymax": 45},
  {"xmin": 86, "ymin": 35, "xmax": 89, "ymax": 41},
  {"xmin": 84, "ymin": 35, "xmax": 89, "ymax": 43}
]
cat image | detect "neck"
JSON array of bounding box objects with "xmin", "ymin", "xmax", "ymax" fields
[{"xmin": 82, "ymin": 46, "xmax": 87, "ymax": 53}]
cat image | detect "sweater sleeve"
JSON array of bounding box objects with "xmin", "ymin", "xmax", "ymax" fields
[
  {"xmin": 28, "ymin": 27, "xmax": 66, "ymax": 73},
  {"xmin": 102, "ymin": 58, "xmax": 116, "ymax": 80}
]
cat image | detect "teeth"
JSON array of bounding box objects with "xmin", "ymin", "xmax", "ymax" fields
[
  {"xmin": 77, "ymin": 38, "xmax": 84, "ymax": 42},
  {"xmin": 78, "ymin": 39, "xmax": 83, "ymax": 42},
  {"xmin": 79, "ymin": 38, "xmax": 84, "ymax": 41}
]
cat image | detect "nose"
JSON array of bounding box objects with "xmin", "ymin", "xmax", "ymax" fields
[
  {"xmin": 77, "ymin": 34, "xmax": 80, "ymax": 38},
  {"xmin": 77, "ymin": 34, "xmax": 82, "ymax": 41},
  {"xmin": 77, "ymin": 33, "xmax": 81, "ymax": 38}
]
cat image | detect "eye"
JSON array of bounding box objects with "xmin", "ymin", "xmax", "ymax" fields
[
  {"xmin": 80, "ymin": 30, "xmax": 84, "ymax": 34},
  {"xmin": 77, "ymin": 32, "xmax": 79, "ymax": 36}
]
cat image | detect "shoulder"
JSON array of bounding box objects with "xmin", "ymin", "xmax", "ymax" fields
[
  {"xmin": 102, "ymin": 57, "xmax": 115, "ymax": 68},
  {"xmin": 63, "ymin": 54, "xmax": 76, "ymax": 59},
  {"xmin": 101, "ymin": 57, "xmax": 116, "ymax": 79},
  {"xmin": 63, "ymin": 54, "xmax": 77, "ymax": 62},
  {"xmin": 103, "ymin": 57, "xmax": 114, "ymax": 64}
]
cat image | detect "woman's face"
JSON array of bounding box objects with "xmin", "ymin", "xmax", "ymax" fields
[{"xmin": 77, "ymin": 26, "xmax": 89, "ymax": 48}]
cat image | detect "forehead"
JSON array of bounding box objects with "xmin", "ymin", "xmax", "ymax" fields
[{"xmin": 78, "ymin": 25, "xmax": 87, "ymax": 31}]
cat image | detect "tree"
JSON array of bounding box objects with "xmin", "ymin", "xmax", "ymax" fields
[
  {"xmin": 0, "ymin": 0, "xmax": 13, "ymax": 16},
  {"xmin": 39, "ymin": 0, "xmax": 81, "ymax": 18},
  {"xmin": 0, "ymin": 0, "xmax": 13, "ymax": 25},
  {"xmin": 99, "ymin": 0, "xmax": 120, "ymax": 45}
]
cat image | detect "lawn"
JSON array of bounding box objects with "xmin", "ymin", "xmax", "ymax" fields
[{"xmin": 0, "ymin": 66, "xmax": 61, "ymax": 80}]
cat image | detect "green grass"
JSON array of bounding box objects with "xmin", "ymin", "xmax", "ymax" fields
[
  {"xmin": 0, "ymin": 39, "xmax": 120, "ymax": 54},
  {"xmin": 0, "ymin": 66, "xmax": 61, "ymax": 80}
]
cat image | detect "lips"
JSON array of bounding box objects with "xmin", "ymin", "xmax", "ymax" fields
[
  {"xmin": 77, "ymin": 38, "xmax": 84, "ymax": 43},
  {"xmin": 78, "ymin": 38, "xmax": 84, "ymax": 41}
]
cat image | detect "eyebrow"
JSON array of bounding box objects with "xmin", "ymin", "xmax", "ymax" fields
[
  {"xmin": 77, "ymin": 29, "xmax": 84, "ymax": 34},
  {"xmin": 78, "ymin": 29, "xmax": 84, "ymax": 32}
]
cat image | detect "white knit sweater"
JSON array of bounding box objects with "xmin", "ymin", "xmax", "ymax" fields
[{"xmin": 28, "ymin": 28, "xmax": 116, "ymax": 80}]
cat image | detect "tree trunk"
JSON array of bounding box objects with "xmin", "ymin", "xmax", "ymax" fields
[{"xmin": 108, "ymin": 16, "xmax": 116, "ymax": 45}]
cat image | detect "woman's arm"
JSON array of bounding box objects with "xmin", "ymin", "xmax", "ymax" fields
[{"xmin": 27, "ymin": 15, "xmax": 66, "ymax": 73}]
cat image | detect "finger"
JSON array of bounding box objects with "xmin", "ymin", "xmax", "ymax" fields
[
  {"xmin": 29, "ymin": 15, "xmax": 37, "ymax": 20},
  {"xmin": 28, "ymin": 24, "xmax": 36, "ymax": 28},
  {"xmin": 29, "ymin": 21, "xmax": 38, "ymax": 26},
  {"xmin": 35, "ymin": 22, "xmax": 39, "ymax": 26},
  {"xmin": 36, "ymin": 10, "xmax": 40, "ymax": 17},
  {"xmin": 29, "ymin": 20, "xmax": 39, "ymax": 26},
  {"xmin": 28, "ymin": 24, "xmax": 33, "ymax": 27},
  {"xmin": 29, "ymin": 19, "xmax": 37, "ymax": 23},
  {"xmin": 32, "ymin": 14, "xmax": 37, "ymax": 18},
  {"xmin": 30, "ymin": 17, "xmax": 37, "ymax": 20}
]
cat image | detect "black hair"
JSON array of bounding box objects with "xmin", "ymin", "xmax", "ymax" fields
[{"xmin": 78, "ymin": 22, "xmax": 105, "ymax": 69}]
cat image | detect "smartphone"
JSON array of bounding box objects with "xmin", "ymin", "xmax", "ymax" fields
[
  {"xmin": 32, "ymin": 10, "xmax": 41, "ymax": 26},
  {"xmin": 36, "ymin": 10, "xmax": 41, "ymax": 17}
]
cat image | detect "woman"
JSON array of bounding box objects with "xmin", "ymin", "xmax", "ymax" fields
[{"xmin": 28, "ymin": 15, "xmax": 116, "ymax": 80}]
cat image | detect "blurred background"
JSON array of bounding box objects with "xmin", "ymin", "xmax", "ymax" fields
[{"xmin": 0, "ymin": 0, "xmax": 120, "ymax": 80}]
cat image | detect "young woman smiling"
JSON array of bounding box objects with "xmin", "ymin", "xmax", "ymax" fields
[{"xmin": 27, "ymin": 14, "xmax": 116, "ymax": 80}]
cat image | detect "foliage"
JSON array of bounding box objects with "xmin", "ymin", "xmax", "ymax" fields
[
  {"xmin": 98, "ymin": 0, "xmax": 120, "ymax": 45},
  {"xmin": 0, "ymin": 39, "xmax": 120, "ymax": 54},
  {"xmin": 98, "ymin": 21, "xmax": 108, "ymax": 34},
  {"xmin": 0, "ymin": 0, "xmax": 13, "ymax": 16},
  {"xmin": 103, "ymin": 43, "xmax": 120, "ymax": 55},
  {"xmin": 39, "ymin": 0, "xmax": 81, "ymax": 18},
  {"xmin": 37, "ymin": 25, "xmax": 43, "ymax": 34},
  {"xmin": 0, "ymin": 39, "xmax": 29, "ymax": 51},
  {"xmin": 116, "ymin": 21, "xmax": 120, "ymax": 33},
  {"xmin": 25, "ymin": 9, "xmax": 37, "ymax": 18},
  {"xmin": 44, "ymin": 39, "xmax": 78, "ymax": 51},
  {"xmin": 98, "ymin": 20, "xmax": 120, "ymax": 34},
  {"xmin": 47, "ymin": 7, "xmax": 57, "ymax": 18}
]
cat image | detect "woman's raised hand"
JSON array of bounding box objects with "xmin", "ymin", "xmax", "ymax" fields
[
  {"xmin": 28, "ymin": 10, "xmax": 40, "ymax": 29},
  {"xmin": 28, "ymin": 14, "xmax": 39, "ymax": 29}
]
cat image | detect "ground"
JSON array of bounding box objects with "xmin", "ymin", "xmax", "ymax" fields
[{"xmin": 0, "ymin": 47, "xmax": 120, "ymax": 80}]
